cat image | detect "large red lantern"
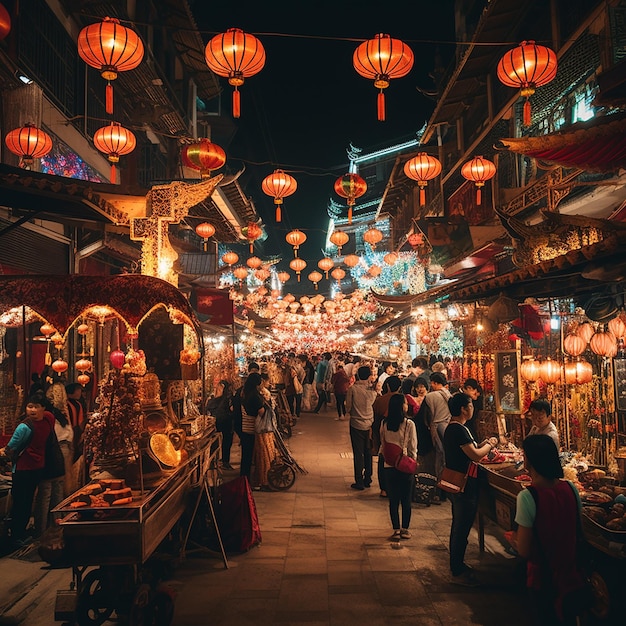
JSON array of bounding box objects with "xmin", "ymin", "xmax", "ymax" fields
[
  {"xmin": 334, "ymin": 173, "xmax": 367, "ymax": 223},
  {"xmin": 5, "ymin": 124, "xmax": 52, "ymax": 168},
  {"xmin": 404, "ymin": 153, "xmax": 442, "ymax": 206},
  {"xmin": 233, "ymin": 266, "xmax": 248, "ymax": 285},
  {"xmin": 289, "ymin": 258, "xmax": 307, "ymax": 282},
  {"xmin": 563, "ymin": 333, "xmax": 586, "ymax": 357},
  {"xmin": 0, "ymin": 4, "xmax": 11, "ymax": 41},
  {"xmin": 590, "ymin": 330, "xmax": 617, "ymax": 357},
  {"xmin": 277, "ymin": 271, "xmax": 291, "ymax": 284},
  {"xmin": 308, "ymin": 271, "xmax": 323, "ymax": 290},
  {"xmin": 520, "ymin": 358, "xmax": 541, "ymax": 382},
  {"xmin": 540, "ymin": 357, "xmax": 561, "ymax": 384},
  {"xmin": 242, "ymin": 222, "xmax": 263, "ymax": 253},
  {"xmin": 93, "ymin": 122, "xmax": 136, "ymax": 184},
  {"xmin": 286, "ymin": 229, "xmax": 307, "ymax": 257},
  {"xmin": 331, "ymin": 267, "xmax": 346, "ymax": 284},
  {"xmin": 195, "ymin": 222, "xmax": 215, "ymax": 252},
  {"xmin": 78, "ymin": 17, "xmax": 144, "ymax": 115},
  {"xmin": 497, "ymin": 41, "xmax": 557, "ymax": 127},
  {"xmin": 181, "ymin": 139, "xmax": 226, "ymax": 178},
  {"xmin": 222, "ymin": 251, "xmax": 239, "ymax": 266},
  {"xmin": 318, "ymin": 257, "xmax": 334, "ymax": 279},
  {"xmin": 363, "ymin": 226, "xmax": 383, "ymax": 250},
  {"xmin": 353, "ymin": 33, "xmax": 414, "ymax": 121},
  {"xmin": 246, "ymin": 256, "xmax": 263, "ymax": 269},
  {"xmin": 344, "ymin": 254, "xmax": 360, "ymax": 268},
  {"xmin": 461, "ymin": 156, "xmax": 496, "ymax": 205},
  {"xmin": 51, "ymin": 359, "xmax": 69, "ymax": 374},
  {"xmin": 109, "ymin": 349, "xmax": 126, "ymax": 370},
  {"xmin": 262, "ymin": 170, "xmax": 297, "ymax": 223},
  {"xmin": 204, "ymin": 28, "xmax": 266, "ymax": 118},
  {"xmin": 329, "ymin": 230, "xmax": 349, "ymax": 255}
]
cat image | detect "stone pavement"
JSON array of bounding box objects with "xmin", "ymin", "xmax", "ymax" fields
[{"xmin": 0, "ymin": 405, "xmax": 532, "ymax": 625}]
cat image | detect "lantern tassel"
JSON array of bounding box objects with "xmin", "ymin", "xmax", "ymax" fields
[
  {"xmin": 348, "ymin": 206, "xmax": 352, "ymax": 224},
  {"xmin": 476, "ymin": 187, "xmax": 482, "ymax": 206},
  {"xmin": 106, "ymin": 83, "xmax": 113, "ymax": 115},
  {"xmin": 249, "ymin": 242, "xmax": 253, "ymax": 254},
  {"xmin": 377, "ymin": 91, "xmax": 385, "ymax": 122},
  {"xmin": 523, "ymin": 98, "xmax": 531, "ymax": 127},
  {"xmin": 110, "ymin": 163, "xmax": 116, "ymax": 184},
  {"xmin": 297, "ymin": 273, "xmax": 301, "ymax": 282},
  {"xmin": 314, "ymin": 283, "xmax": 318, "ymax": 291},
  {"xmin": 233, "ymin": 88, "xmax": 241, "ymax": 119},
  {"xmin": 419, "ymin": 187, "xmax": 426, "ymax": 207},
  {"xmin": 276, "ymin": 205, "xmax": 281, "ymax": 222}
]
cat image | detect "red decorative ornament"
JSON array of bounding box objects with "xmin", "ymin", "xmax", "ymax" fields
[
  {"xmin": 334, "ymin": 173, "xmax": 367, "ymax": 223},
  {"xmin": 0, "ymin": 4, "xmax": 11, "ymax": 41},
  {"xmin": 540, "ymin": 357, "xmax": 561, "ymax": 384},
  {"xmin": 318, "ymin": 257, "xmax": 334, "ymax": 279},
  {"xmin": 331, "ymin": 267, "xmax": 346, "ymax": 284},
  {"xmin": 563, "ymin": 333, "xmax": 586, "ymax": 357},
  {"xmin": 461, "ymin": 156, "xmax": 496, "ymax": 205},
  {"xmin": 277, "ymin": 271, "xmax": 290, "ymax": 284},
  {"xmin": 5, "ymin": 124, "xmax": 52, "ymax": 169},
  {"xmin": 52, "ymin": 359, "xmax": 69, "ymax": 374},
  {"xmin": 369, "ymin": 264, "xmax": 382, "ymax": 277},
  {"xmin": 109, "ymin": 349, "xmax": 126, "ymax": 369},
  {"xmin": 329, "ymin": 230, "xmax": 349, "ymax": 255},
  {"xmin": 608, "ymin": 315, "xmax": 626, "ymax": 340},
  {"xmin": 242, "ymin": 222, "xmax": 262, "ymax": 253},
  {"xmin": 308, "ymin": 271, "xmax": 323, "ymax": 290},
  {"xmin": 77, "ymin": 323, "xmax": 90, "ymax": 335},
  {"xmin": 286, "ymin": 229, "xmax": 307, "ymax": 257},
  {"xmin": 564, "ymin": 359, "xmax": 593, "ymax": 385},
  {"xmin": 289, "ymin": 258, "xmax": 307, "ymax": 282},
  {"xmin": 93, "ymin": 122, "xmax": 136, "ymax": 184},
  {"xmin": 204, "ymin": 28, "xmax": 266, "ymax": 118},
  {"xmin": 520, "ymin": 358, "xmax": 541, "ymax": 382},
  {"xmin": 384, "ymin": 252, "xmax": 398, "ymax": 266},
  {"xmin": 233, "ymin": 266, "xmax": 248, "ymax": 285},
  {"xmin": 246, "ymin": 256, "xmax": 263, "ymax": 269},
  {"xmin": 40, "ymin": 323, "xmax": 56, "ymax": 337},
  {"xmin": 343, "ymin": 254, "xmax": 360, "ymax": 268},
  {"xmin": 262, "ymin": 169, "xmax": 297, "ymax": 222},
  {"xmin": 353, "ymin": 33, "xmax": 414, "ymax": 121},
  {"xmin": 195, "ymin": 222, "xmax": 216, "ymax": 252},
  {"xmin": 181, "ymin": 139, "xmax": 226, "ymax": 178},
  {"xmin": 75, "ymin": 358, "xmax": 92, "ymax": 372},
  {"xmin": 77, "ymin": 17, "xmax": 144, "ymax": 115},
  {"xmin": 363, "ymin": 227, "xmax": 383, "ymax": 250},
  {"xmin": 407, "ymin": 232, "xmax": 423, "ymax": 247},
  {"xmin": 77, "ymin": 374, "xmax": 90, "ymax": 387},
  {"xmin": 497, "ymin": 41, "xmax": 557, "ymax": 127},
  {"xmin": 404, "ymin": 153, "xmax": 442, "ymax": 206},
  {"xmin": 590, "ymin": 331, "xmax": 617, "ymax": 357},
  {"xmin": 222, "ymin": 251, "xmax": 239, "ymax": 266}
]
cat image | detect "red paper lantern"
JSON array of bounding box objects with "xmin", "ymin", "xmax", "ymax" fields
[
  {"xmin": 408, "ymin": 232, "xmax": 423, "ymax": 247},
  {"xmin": 262, "ymin": 170, "xmax": 297, "ymax": 222},
  {"xmin": 75, "ymin": 358, "xmax": 92, "ymax": 372},
  {"xmin": 222, "ymin": 251, "xmax": 239, "ymax": 266},
  {"xmin": 497, "ymin": 41, "xmax": 557, "ymax": 127},
  {"xmin": 383, "ymin": 252, "xmax": 398, "ymax": 266},
  {"xmin": 204, "ymin": 28, "xmax": 266, "ymax": 118},
  {"xmin": 277, "ymin": 271, "xmax": 291, "ymax": 284},
  {"xmin": 233, "ymin": 266, "xmax": 248, "ymax": 285},
  {"xmin": 577, "ymin": 322, "xmax": 595, "ymax": 344},
  {"xmin": 334, "ymin": 173, "xmax": 367, "ymax": 223},
  {"xmin": 318, "ymin": 257, "xmax": 334, "ymax": 279},
  {"xmin": 608, "ymin": 315, "xmax": 626, "ymax": 340},
  {"xmin": 363, "ymin": 227, "xmax": 383, "ymax": 250},
  {"xmin": 77, "ymin": 374, "xmax": 90, "ymax": 387},
  {"xmin": 40, "ymin": 323, "xmax": 56, "ymax": 337},
  {"xmin": 563, "ymin": 333, "xmax": 586, "ymax": 357},
  {"xmin": 242, "ymin": 222, "xmax": 263, "ymax": 253},
  {"xmin": 77, "ymin": 323, "xmax": 89, "ymax": 335},
  {"xmin": 520, "ymin": 358, "xmax": 541, "ymax": 382},
  {"xmin": 289, "ymin": 258, "xmax": 307, "ymax": 282},
  {"xmin": 246, "ymin": 256, "xmax": 263, "ymax": 269},
  {"xmin": 109, "ymin": 349, "xmax": 126, "ymax": 369},
  {"xmin": 181, "ymin": 139, "xmax": 226, "ymax": 178},
  {"xmin": 404, "ymin": 153, "xmax": 442, "ymax": 206},
  {"xmin": 195, "ymin": 222, "xmax": 216, "ymax": 252},
  {"xmin": 369, "ymin": 265, "xmax": 382, "ymax": 277},
  {"xmin": 590, "ymin": 331, "xmax": 617, "ymax": 357},
  {"xmin": 353, "ymin": 33, "xmax": 414, "ymax": 121},
  {"xmin": 308, "ymin": 271, "xmax": 323, "ymax": 290},
  {"xmin": 331, "ymin": 267, "xmax": 346, "ymax": 283},
  {"xmin": 286, "ymin": 229, "xmax": 307, "ymax": 257},
  {"xmin": 78, "ymin": 17, "xmax": 144, "ymax": 115},
  {"xmin": 5, "ymin": 125, "xmax": 52, "ymax": 168},
  {"xmin": 52, "ymin": 359, "xmax": 69, "ymax": 374},
  {"xmin": 540, "ymin": 357, "xmax": 561, "ymax": 384},
  {"xmin": 461, "ymin": 156, "xmax": 496, "ymax": 205},
  {"xmin": 329, "ymin": 230, "xmax": 349, "ymax": 255},
  {"xmin": 344, "ymin": 254, "xmax": 360, "ymax": 268},
  {"xmin": 0, "ymin": 4, "xmax": 11, "ymax": 41},
  {"xmin": 93, "ymin": 122, "xmax": 136, "ymax": 184}
]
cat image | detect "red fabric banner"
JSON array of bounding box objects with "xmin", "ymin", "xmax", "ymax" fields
[{"xmin": 195, "ymin": 288, "xmax": 234, "ymax": 326}]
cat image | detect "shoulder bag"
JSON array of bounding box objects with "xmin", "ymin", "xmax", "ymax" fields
[
  {"xmin": 436, "ymin": 422, "xmax": 473, "ymax": 494},
  {"xmin": 395, "ymin": 420, "xmax": 418, "ymax": 474}
]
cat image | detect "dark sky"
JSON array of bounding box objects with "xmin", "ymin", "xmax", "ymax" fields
[{"xmin": 191, "ymin": 0, "xmax": 457, "ymax": 275}]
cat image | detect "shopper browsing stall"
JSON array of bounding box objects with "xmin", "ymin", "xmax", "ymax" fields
[{"xmin": 526, "ymin": 399, "xmax": 560, "ymax": 449}]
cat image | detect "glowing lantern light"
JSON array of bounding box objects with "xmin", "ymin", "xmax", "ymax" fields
[
  {"xmin": 277, "ymin": 271, "xmax": 291, "ymax": 284},
  {"xmin": 77, "ymin": 323, "xmax": 89, "ymax": 335},
  {"xmin": 0, "ymin": 4, "xmax": 11, "ymax": 41},
  {"xmin": 204, "ymin": 28, "xmax": 266, "ymax": 118},
  {"xmin": 384, "ymin": 252, "xmax": 398, "ymax": 266},
  {"xmin": 262, "ymin": 169, "xmax": 297, "ymax": 222},
  {"xmin": 331, "ymin": 267, "xmax": 346, "ymax": 284},
  {"xmin": 75, "ymin": 358, "xmax": 92, "ymax": 372},
  {"xmin": 286, "ymin": 229, "xmax": 307, "ymax": 257},
  {"xmin": 563, "ymin": 333, "xmax": 586, "ymax": 357},
  {"xmin": 195, "ymin": 222, "xmax": 215, "ymax": 252},
  {"xmin": 334, "ymin": 173, "xmax": 367, "ymax": 223},
  {"xmin": 590, "ymin": 330, "xmax": 617, "ymax": 357},
  {"xmin": 181, "ymin": 139, "xmax": 226, "ymax": 178},
  {"xmin": 233, "ymin": 266, "xmax": 248, "ymax": 285},
  {"xmin": 318, "ymin": 257, "xmax": 334, "ymax": 279},
  {"xmin": 77, "ymin": 17, "xmax": 144, "ymax": 115},
  {"xmin": 52, "ymin": 359, "xmax": 69, "ymax": 374},
  {"xmin": 77, "ymin": 374, "xmax": 90, "ymax": 387},
  {"xmin": 608, "ymin": 315, "xmax": 626, "ymax": 340},
  {"xmin": 289, "ymin": 257, "xmax": 307, "ymax": 282},
  {"xmin": 577, "ymin": 322, "xmax": 595, "ymax": 344},
  {"xmin": 344, "ymin": 254, "xmax": 360, "ymax": 268},
  {"xmin": 497, "ymin": 41, "xmax": 557, "ymax": 126},
  {"xmin": 353, "ymin": 33, "xmax": 414, "ymax": 121},
  {"xmin": 40, "ymin": 323, "xmax": 56, "ymax": 337},
  {"xmin": 109, "ymin": 349, "xmax": 126, "ymax": 369},
  {"xmin": 564, "ymin": 359, "xmax": 593, "ymax": 385},
  {"xmin": 93, "ymin": 122, "xmax": 136, "ymax": 184},
  {"xmin": 5, "ymin": 124, "xmax": 52, "ymax": 169},
  {"xmin": 520, "ymin": 358, "xmax": 541, "ymax": 382},
  {"xmin": 363, "ymin": 226, "xmax": 383, "ymax": 250},
  {"xmin": 246, "ymin": 256, "xmax": 263, "ymax": 269},
  {"xmin": 461, "ymin": 156, "xmax": 496, "ymax": 206},
  {"xmin": 404, "ymin": 153, "xmax": 442, "ymax": 206},
  {"xmin": 242, "ymin": 222, "xmax": 263, "ymax": 253},
  {"xmin": 308, "ymin": 270, "xmax": 323, "ymax": 290},
  {"xmin": 254, "ymin": 267, "xmax": 270, "ymax": 282},
  {"xmin": 222, "ymin": 251, "xmax": 239, "ymax": 266},
  {"xmin": 329, "ymin": 230, "xmax": 349, "ymax": 255},
  {"xmin": 369, "ymin": 264, "xmax": 382, "ymax": 277},
  {"xmin": 540, "ymin": 357, "xmax": 561, "ymax": 384}
]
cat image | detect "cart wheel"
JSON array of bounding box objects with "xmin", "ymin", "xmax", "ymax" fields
[
  {"xmin": 153, "ymin": 587, "xmax": 175, "ymax": 626},
  {"xmin": 75, "ymin": 569, "xmax": 115, "ymax": 626},
  {"xmin": 267, "ymin": 463, "xmax": 296, "ymax": 491},
  {"xmin": 129, "ymin": 583, "xmax": 154, "ymax": 626},
  {"xmin": 589, "ymin": 569, "xmax": 611, "ymax": 620}
]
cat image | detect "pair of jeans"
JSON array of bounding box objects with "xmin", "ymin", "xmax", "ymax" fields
[
  {"xmin": 349, "ymin": 426, "xmax": 372, "ymax": 487},
  {"xmin": 384, "ymin": 466, "xmax": 413, "ymax": 529},
  {"xmin": 286, "ymin": 393, "xmax": 302, "ymax": 417},
  {"xmin": 10, "ymin": 469, "xmax": 42, "ymax": 541},
  {"xmin": 239, "ymin": 432, "xmax": 256, "ymax": 478},
  {"xmin": 34, "ymin": 476, "xmax": 65, "ymax": 537},
  {"xmin": 377, "ymin": 453, "xmax": 387, "ymax": 492},
  {"xmin": 314, "ymin": 386, "xmax": 327, "ymax": 412},
  {"xmin": 449, "ymin": 475, "xmax": 479, "ymax": 575},
  {"xmin": 335, "ymin": 393, "xmax": 347, "ymax": 417}
]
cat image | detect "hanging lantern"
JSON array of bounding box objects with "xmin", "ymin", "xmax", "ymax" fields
[
  {"xmin": 497, "ymin": 41, "xmax": 557, "ymax": 127},
  {"xmin": 564, "ymin": 359, "xmax": 593, "ymax": 385},
  {"xmin": 51, "ymin": 332, "xmax": 64, "ymax": 347},
  {"xmin": 51, "ymin": 359, "xmax": 69, "ymax": 374},
  {"xmin": 404, "ymin": 153, "xmax": 442, "ymax": 206},
  {"xmin": 254, "ymin": 267, "xmax": 270, "ymax": 282},
  {"xmin": 608, "ymin": 315, "xmax": 626, "ymax": 340},
  {"xmin": 222, "ymin": 251, "xmax": 239, "ymax": 266},
  {"xmin": 363, "ymin": 226, "xmax": 383, "ymax": 250},
  {"xmin": 109, "ymin": 349, "xmax": 126, "ymax": 369},
  {"xmin": 318, "ymin": 257, "xmax": 334, "ymax": 279},
  {"xmin": 289, "ymin": 258, "xmax": 307, "ymax": 282},
  {"xmin": 77, "ymin": 373, "xmax": 90, "ymax": 387},
  {"xmin": 277, "ymin": 271, "xmax": 290, "ymax": 284},
  {"xmin": 331, "ymin": 267, "xmax": 346, "ymax": 284},
  {"xmin": 0, "ymin": 4, "xmax": 11, "ymax": 41},
  {"xmin": 40, "ymin": 323, "xmax": 56, "ymax": 337},
  {"xmin": 242, "ymin": 222, "xmax": 263, "ymax": 253},
  {"xmin": 408, "ymin": 232, "xmax": 424, "ymax": 247},
  {"xmin": 233, "ymin": 266, "xmax": 248, "ymax": 285},
  {"xmin": 246, "ymin": 256, "xmax": 263, "ymax": 269},
  {"xmin": 577, "ymin": 322, "xmax": 595, "ymax": 344},
  {"xmin": 540, "ymin": 357, "xmax": 561, "ymax": 384},
  {"xmin": 77, "ymin": 323, "xmax": 89, "ymax": 335},
  {"xmin": 590, "ymin": 330, "xmax": 618, "ymax": 357},
  {"xmin": 262, "ymin": 169, "xmax": 297, "ymax": 222},
  {"xmin": 93, "ymin": 122, "xmax": 136, "ymax": 184},
  {"xmin": 308, "ymin": 270, "xmax": 323, "ymax": 290},
  {"xmin": 334, "ymin": 173, "xmax": 367, "ymax": 223},
  {"xmin": 344, "ymin": 254, "xmax": 360, "ymax": 268},
  {"xmin": 461, "ymin": 156, "xmax": 496, "ymax": 206},
  {"xmin": 77, "ymin": 17, "xmax": 144, "ymax": 115},
  {"xmin": 520, "ymin": 358, "xmax": 541, "ymax": 382},
  {"xmin": 383, "ymin": 252, "xmax": 398, "ymax": 266},
  {"xmin": 195, "ymin": 222, "xmax": 215, "ymax": 252},
  {"xmin": 369, "ymin": 264, "xmax": 382, "ymax": 277},
  {"xmin": 353, "ymin": 33, "xmax": 414, "ymax": 121},
  {"xmin": 563, "ymin": 333, "xmax": 586, "ymax": 357},
  {"xmin": 204, "ymin": 28, "xmax": 266, "ymax": 118},
  {"xmin": 75, "ymin": 358, "xmax": 92, "ymax": 372},
  {"xmin": 286, "ymin": 229, "xmax": 307, "ymax": 257},
  {"xmin": 329, "ymin": 230, "xmax": 350, "ymax": 255},
  {"xmin": 5, "ymin": 124, "xmax": 52, "ymax": 169},
  {"xmin": 181, "ymin": 139, "xmax": 226, "ymax": 178}
]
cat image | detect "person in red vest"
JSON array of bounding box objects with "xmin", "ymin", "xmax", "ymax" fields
[{"xmin": 66, "ymin": 383, "xmax": 86, "ymax": 460}]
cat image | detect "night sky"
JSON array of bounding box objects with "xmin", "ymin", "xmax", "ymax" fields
[{"xmin": 191, "ymin": 0, "xmax": 457, "ymax": 274}]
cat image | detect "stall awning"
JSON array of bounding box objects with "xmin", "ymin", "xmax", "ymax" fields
[{"xmin": 497, "ymin": 114, "xmax": 626, "ymax": 173}]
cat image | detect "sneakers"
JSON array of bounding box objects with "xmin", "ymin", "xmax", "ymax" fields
[
  {"xmin": 388, "ymin": 530, "xmax": 402, "ymax": 541},
  {"xmin": 350, "ymin": 483, "xmax": 365, "ymax": 490},
  {"xmin": 400, "ymin": 529, "xmax": 411, "ymax": 540},
  {"xmin": 451, "ymin": 570, "xmax": 480, "ymax": 587}
]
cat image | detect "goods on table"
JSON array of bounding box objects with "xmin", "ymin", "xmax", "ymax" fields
[{"xmin": 67, "ymin": 478, "xmax": 135, "ymax": 508}]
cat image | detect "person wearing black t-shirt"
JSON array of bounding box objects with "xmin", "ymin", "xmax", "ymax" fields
[{"xmin": 444, "ymin": 393, "xmax": 497, "ymax": 587}]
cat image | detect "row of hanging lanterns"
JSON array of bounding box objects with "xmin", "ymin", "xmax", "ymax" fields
[{"xmin": 520, "ymin": 356, "xmax": 593, "ymax": 386}]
